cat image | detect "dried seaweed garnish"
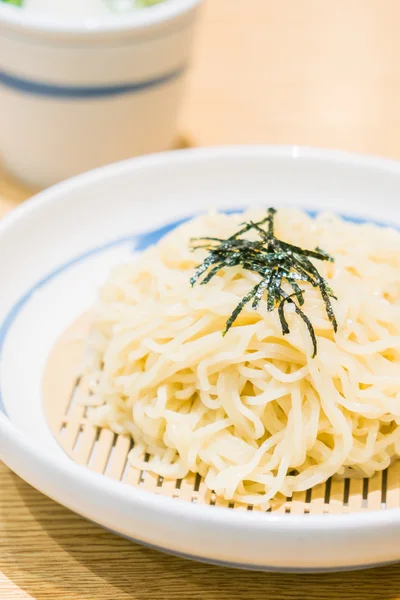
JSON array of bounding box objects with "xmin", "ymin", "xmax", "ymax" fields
[{"xmin": 190, "ymin": 208, "xmax": 338, "ymax": 358}]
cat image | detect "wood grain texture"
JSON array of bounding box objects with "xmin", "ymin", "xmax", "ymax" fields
[{"xmin": 3, "ymin": 0, "xmax": 400, "ymax": 597}]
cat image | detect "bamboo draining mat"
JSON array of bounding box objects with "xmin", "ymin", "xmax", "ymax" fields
[
  {"xmin": 5, "ymin": 0, "xmax": 400, "ymax": 597},
  {"xmin": 43, "ymin": 315, "xmax": 400, "ymax": 516}
]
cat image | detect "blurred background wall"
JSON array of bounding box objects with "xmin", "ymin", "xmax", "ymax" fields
[{"xmin": 182, "ymin": 0, "xmax": 400, "ymax": 158}]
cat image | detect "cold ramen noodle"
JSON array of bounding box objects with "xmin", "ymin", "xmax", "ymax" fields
[{"xmin": 83, "ymin": 208, "xmax": 400, "ymax": 509}]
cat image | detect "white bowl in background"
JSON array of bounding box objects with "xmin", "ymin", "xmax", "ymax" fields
[
  {"xmin": 1, "ymin": 145, "xmax": 400, "ymax": 572},
  {"xmin": 0, "ymin": 0, "xmax": 201, "ymax": 189}
]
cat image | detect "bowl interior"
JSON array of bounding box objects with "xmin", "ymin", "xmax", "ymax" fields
[{"xmin": 1, "ymin": 146, "xmax": 400, "ymax": 516}]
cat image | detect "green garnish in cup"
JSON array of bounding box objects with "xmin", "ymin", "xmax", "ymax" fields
[
  {"xmin": 0, "ymin": 0, "xmax": 167, "ymax": 9},
  {"xmin": 135, "ymin": 0, "xmax": 166, "ymax": 6},
  {"xmin": 1, "ymin": 0, "xmax": 24, "ymax": 5}
]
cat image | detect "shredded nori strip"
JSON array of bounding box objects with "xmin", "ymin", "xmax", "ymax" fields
[{"xmin": 190, "ymin": 208, "xmax": 338, "ymax": 357}]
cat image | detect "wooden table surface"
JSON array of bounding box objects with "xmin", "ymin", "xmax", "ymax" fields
[{"xmin": 2, "ymin": 1, "xmax": 400, "ymax": 598}]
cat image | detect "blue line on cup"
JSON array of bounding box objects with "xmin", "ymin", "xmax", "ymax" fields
[{"xmin": 0, "ymin": 64, "xmax": 186, "ymax": 98}]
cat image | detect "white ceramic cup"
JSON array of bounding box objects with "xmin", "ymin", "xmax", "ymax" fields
[{"xmin": 0, "ymin": 0, "xmax": 201, "ymax": 188}]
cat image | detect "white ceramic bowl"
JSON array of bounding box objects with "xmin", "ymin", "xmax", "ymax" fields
[
  {"xmin": 0, "ymin": 0, "xmax": 201, "ymax": 189},
  {"xmin": 1, "ymin": 145, "xmax": 400, "ymax": 573}
]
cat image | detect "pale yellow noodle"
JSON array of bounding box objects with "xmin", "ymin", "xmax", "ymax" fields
[{"xmin": 84, "ymin": 208, "xmax": 400, "ymax": 508}]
